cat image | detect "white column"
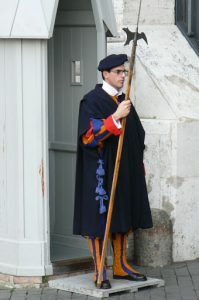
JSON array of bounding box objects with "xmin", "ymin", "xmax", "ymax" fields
[{"xmin": 0, "ymin": 39, "xmax": 52, "ymax": 276}]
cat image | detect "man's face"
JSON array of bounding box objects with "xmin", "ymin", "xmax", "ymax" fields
[{"xmin": 103, "ymin": 65, "xmax": 127, "ymax": 90}]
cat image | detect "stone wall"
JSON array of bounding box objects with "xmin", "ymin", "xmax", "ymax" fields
[
  {"xmin": 112, "ymin": 0, "xmax": 174, "ymax": 34},
  {"xmin": 109, "ymin": 0, "xmax": 199, "ymax": 262}
]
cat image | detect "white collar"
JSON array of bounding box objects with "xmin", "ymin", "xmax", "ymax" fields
[{"xmin": 102, "ymin": 80, "xmax": 123, "ymax": 97}]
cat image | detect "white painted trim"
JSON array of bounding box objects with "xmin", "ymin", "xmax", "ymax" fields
[
  {"xmin": 40, "ymin": 40, "xmax": 52, "ymax": 274},
  {"xmin": 16, "ymin": 39, "xmax": 25, "ymax": 240},
  {"xmin": 0, "ymin": 39, "xmax": 52, "ymax": 276},
  {"xmin": 91, "ymin": 0, "xmax": 118, "ymax": 37},
  {"xmin": 0, "ymin": 0, "xmax": 117, "ymax": 40},
  {"xmin": 11, "ymin": 0, "xmax": 49, "ymax": 38},
  {"xmin": 0, "ymin": 0, "xmax": 19, "ymax": 37},
  {"xmin": 99, "ymin": 0, "xmax": 118, "ymax": 37},
  {"xmin": 0, "ymin": 238, "xmax": 53, "ymax": 276},
  {"xmin": 41, "ymin": 0, "xmax": 59, "ymax": 38},
  {"xmin": 91, "ymin": 0, "xmax": 118, "ymax": 82},
  {"xmin": 0, "ymin": 262, "xmax": 53, "ymax": 277},
  {"xmin": 91, "ymin": 0, "xmax": 106, "ymax": 83},
  {"xmin": 0, "ymin": 0, "xmax": 59, "ymax": 39}
]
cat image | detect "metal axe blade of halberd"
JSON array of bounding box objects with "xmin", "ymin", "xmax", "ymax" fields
[{"xmin": 123, "ymin": 27, "xmax": 148, "ymax": 45}]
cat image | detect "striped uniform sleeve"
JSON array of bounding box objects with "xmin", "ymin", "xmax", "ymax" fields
[{"xmin": 82, "ymin": 115, "xmax": 121, "ymax": 148}]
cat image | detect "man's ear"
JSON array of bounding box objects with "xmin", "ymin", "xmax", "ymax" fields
[{"xmin": 103, "ymin": 70, "xmax": 109, "ymax": 80}]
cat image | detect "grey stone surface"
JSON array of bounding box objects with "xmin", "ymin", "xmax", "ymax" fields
[
  {"xmin": 11, "ymin": 293, "xmax": 27, "ymax": 298},
  {"xmin": 27, "ymin": 296, "xmax": 41, "ymax": 300},
  {"xmin": 135, "ymin": 289, "xmax": 151, "ymax": 300},
  {"xmin": 27, "ymin": 288, "xmax": 42, "ymax": 295},
  {"xmin": 1, "ymin": 259, "xmax": 199, "ymax": 300},
  {"xmin": 10, "ymin": 289, "xmax": 27, "ymax": 300},
  {"xmin": 126, "ymin": 232, "xmax": 134, "ymax": 261},
  {"xmin": 192, "ymin": 276, "xmax": 199, "ymax": 290},
  {"xmin": 175, "ymin": 264, "xmax": 190, "ymax": 276},
  {"xmin": 49, "ymin": 272, "xmax": 164, "ymax": 298},
  {"xmin": 42, "ymin": 288, "xmax": 57, "ymax": 294},
  {"xmin": 118, "ymin": 293, "xmax": 135, "ymax": 300},
  {"xmin": 71, "ymin": 293, "xmax": 87, "ymax": 300},
  {"xmin": 187, "ymin": 261, "xmax": 199, "ymax": 275},
  {"xmin": 134, "ymin": 208, "xmax": 172, "ymax": 267},
  {"xmin": 57, "ymin": 290, "xmax": 71, "ymax": 300},
  {"xmin": 150, "ymin": 286, "xmax": 166, "ymax": 300},
  {"xmin": 163, "ymin": 276, "xmax": 178, "ymax": 287},
  {"xmin": 160, "ymin": 266, "xmax": 176, "ymax": 278},
  {"xmin": 0, "ymin": 289, "xmax": 11, "ymax": 300}
]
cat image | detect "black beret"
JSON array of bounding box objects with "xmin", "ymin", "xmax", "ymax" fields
[{"xmin": 98, "ymin": 54, "xmax": 128, "ymax": 71}]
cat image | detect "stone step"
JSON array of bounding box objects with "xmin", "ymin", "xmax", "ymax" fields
[{"xmin": 49, "ymin": 272, "xmax": 165, "ymax": 298}]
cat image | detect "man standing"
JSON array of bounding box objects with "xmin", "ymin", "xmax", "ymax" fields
[{"xmin": 73, "ymin": 54, "xmax": 153, "ymax": 289}]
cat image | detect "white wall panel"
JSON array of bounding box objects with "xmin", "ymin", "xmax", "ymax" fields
[
  {"xmin": 0, "ymin": 40, "xmax": 22, "ymax": 238},
  {"xmin": 0, "ymin": 41, "xmax": 7, "ymax": 235},
  {"xmin": 0, "ymin": 0, "xmax": 117, "ymax": 39},
  {"xmin": 22, "ymin": 40, "xmax": 44, "ymax": 239},
  {"xmin": 11, "ymin": 0, "xmax": 48, "ymax": 38},
  {"xmin": 0, "ymin": 0, "xmax": 18, "ymax": 37},
  {"xmin": 0, "ymin": 0, "xmax": 59, "ymax": 38},
  {"xmin": 41, "ymin": 0, "xmax": 59, "ymax": 37},
  {"xmin": 4, "ymin": 41, "xmax": 22, "ymax": 239},
  {"xmin": 0, "ymin": 39, "xmax": 52, "ymax": 275},
  {"xmin": 0, "ymin": 239, "xmax": 52, "ymax": 275},
  {"xmin": 97, "ymin": 0, "xmax": 118, "ymax": 36}
]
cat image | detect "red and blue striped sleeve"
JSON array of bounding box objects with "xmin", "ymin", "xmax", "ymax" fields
[{"xmin": 82, "ymin": 115, "xmax": 121, "ymax": 148}]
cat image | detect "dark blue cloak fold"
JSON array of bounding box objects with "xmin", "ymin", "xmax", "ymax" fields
[{"xmin": 73, "ymin": 84, "xmax": 153, "ymax": 237}]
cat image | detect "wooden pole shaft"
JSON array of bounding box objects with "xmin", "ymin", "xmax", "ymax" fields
[
  {"xmin": 97, "ymin": 62, "xmax": 135, "ymax": 289},
  {"xmin": 97, "ymin": 117, "xmax": 126, "ymax": 288},
  {"xmin": 97, "ymin": 26, "xmax": 139, "ymax": 289}
]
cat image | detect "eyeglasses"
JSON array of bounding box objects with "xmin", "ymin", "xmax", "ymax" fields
[{"xmin": 110, "ymin": 70, "xmax": 128, "ymax": 76}]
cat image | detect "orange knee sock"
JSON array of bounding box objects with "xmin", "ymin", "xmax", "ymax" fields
[
  {"xmin": 87, "ymin": 237, "xmax": 108, "ymax": 282},
  {"xmin": 111, "ymin": 233, "xmax": 139, "ymax": 276}
]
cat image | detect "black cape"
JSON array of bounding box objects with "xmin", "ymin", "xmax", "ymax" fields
[{"xmin": 73, "ymin": 84, "xmax": 153, "ymax": 237}]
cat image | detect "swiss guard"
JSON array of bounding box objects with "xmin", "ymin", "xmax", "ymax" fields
[{"xmin": 73, "ymin": 54, "xmax": 153, "ymax": 289}]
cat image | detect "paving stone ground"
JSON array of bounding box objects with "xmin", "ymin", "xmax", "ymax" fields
[{"xmin": 0, "ymin": 259, "xmax": 199, "ymax": 300}]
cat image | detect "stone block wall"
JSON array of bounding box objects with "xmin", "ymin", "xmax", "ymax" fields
[
  {"xmin": 112, "ymin": 0, "xmax": 175, "ymax": 34},
  {"xmin": 109, "ymin": 0, "xmax": 199, "ymax": 262}
]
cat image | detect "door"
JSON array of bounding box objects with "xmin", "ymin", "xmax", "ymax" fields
[{"xmin": 48, "ymin": 25, "xmax": 97, "ymax": 261}]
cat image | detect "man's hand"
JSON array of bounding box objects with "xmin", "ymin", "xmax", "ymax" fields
[{"xmin": 112, "ymin": 100, "xmax": 131, "ymax": 121}]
